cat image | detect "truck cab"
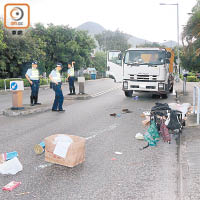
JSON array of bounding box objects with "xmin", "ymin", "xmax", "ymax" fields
[{"xmin": 122, "ymin": 48, "xmax": 174, "ymax": 98}]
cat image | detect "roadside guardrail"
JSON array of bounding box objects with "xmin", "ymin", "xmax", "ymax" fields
[
  {"xmin": 193, "ymin": 86, "xmax": 200, "ymax": 125},
  {"xmin": 4, "ymin": 78, "xmax": 22, "ymax": 91}
]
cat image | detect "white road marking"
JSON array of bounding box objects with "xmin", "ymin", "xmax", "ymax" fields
[
  {"xmin": 91, "ymin": 86, "xmax": 121, "ymax": 98},
  {"xmin": 85, "ymin": 124, "xmax": 118, "ymax": 141},
  {"xmin": 35, "ymin": 163, "xmax": 52, "ymax": 170}
]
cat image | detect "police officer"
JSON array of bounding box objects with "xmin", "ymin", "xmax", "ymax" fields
[
  {"xmin": 66, "ymin": 61, "xmax": 76, "ymax": 95},
  {"xmin": 49, "ymin": 63, "xmax": 65, "ymax": 112},
  {"xmin": 25, "ymin": 61, "xmax": 41, "ymax": 106}
]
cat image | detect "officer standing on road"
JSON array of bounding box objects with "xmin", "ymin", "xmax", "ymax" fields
[
  {"xmin": 66, "ymin": 61, "xmax": 76, "ymax": 95},
  {"xmin": 49, "ymin": 63, "xmax": 65, "ymax": 112},
  {"xmin": 25, "ymin": 61, "xmax": 41, "ymax": 106}
]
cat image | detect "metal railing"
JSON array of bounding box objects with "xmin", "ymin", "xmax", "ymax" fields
[
  {"xmin": 4, "ymin": 78, "xmax": 22, "ymax": 91},
  {"xmin": 193, "ymin": 86, "xmax": 200, "ymax": 125}
]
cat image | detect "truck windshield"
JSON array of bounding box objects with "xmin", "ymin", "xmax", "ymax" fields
[{"xmin": 124, "ymin": 50, "xmax": 165, "ymax": 65}]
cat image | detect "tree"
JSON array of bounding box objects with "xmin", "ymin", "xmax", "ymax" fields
[
  {"xmin": 181, "ymin": 0, "xmax": 200, "ymax": 72},
  {"xmin": 0, "ymin": 23, "xmax": 96, "ymax": 78},
  {"xmin": 91, "ymin": 52, "xmax": 106, "ymax": 73},
  {"xmin": 95, "ymin": 30, "xmax": 131, "ymax": 52}
]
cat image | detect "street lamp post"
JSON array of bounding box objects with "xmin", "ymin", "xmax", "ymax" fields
[{"xmin": 160, "ymin": 3, "xmax": 180, "ymax": 75}]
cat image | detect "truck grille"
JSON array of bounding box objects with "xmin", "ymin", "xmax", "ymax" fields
[{"xmin": 130, "ymin": 75, "xmax": 157, "ymax": 82}]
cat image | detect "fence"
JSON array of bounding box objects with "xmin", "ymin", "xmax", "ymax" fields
[
  {"xmin": 193, "ymin": 86, "xmax": 200, "ymax": 125},
  {"xmin": 4, "ymin": 78, "xmax": 22, "ymax": 91}
]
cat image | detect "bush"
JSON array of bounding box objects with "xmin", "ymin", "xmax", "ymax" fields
[
  {"xmin": 0, "ymin": 78, "xmax": 49, "ymax": 90},
  {"xmin": 84, "ymin": 74, "xmax": 91, "ymax": 80},
  {"xmin": 187, "ymin": 76, "xmax": 198, "ymax": 82}
]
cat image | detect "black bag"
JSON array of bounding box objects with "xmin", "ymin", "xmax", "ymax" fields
[{"xmin": 167, "ymin": 110, "xmax": 182, "ymax": 130}]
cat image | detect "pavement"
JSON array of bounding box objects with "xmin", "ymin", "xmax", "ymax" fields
[{"xmin": 175, "ymin": 80, "xmax": 200, "ymax": 200}]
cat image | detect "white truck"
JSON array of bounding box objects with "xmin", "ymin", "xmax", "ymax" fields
[{"xmin": 107, "ymin": 48, "xmax": 174, "ymax": 98}]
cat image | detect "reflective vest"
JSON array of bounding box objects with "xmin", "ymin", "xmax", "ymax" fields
[
  {"xmin": 68, "ymin": 67, "xmax": 74, "ymax": 76},
  {"xmin": 51, "ymin": 69, "xmax": 61, "ymax": 82},
  {"xmin": 30, "ymin": 68, "xmax": 39, "ymax": 80}
]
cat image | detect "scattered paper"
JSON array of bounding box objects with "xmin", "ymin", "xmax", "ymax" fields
[
  {"xmin": 2, "ymin": 181, "xmax": 21, "ymax": 191},
  {"xmin": 115, "ymin": 152, "xmax": 123, "ymax": 155},
  {"xmin": 0, "ymin": 157, "xmax": 23, "ymax": 175},
  {"xmin": 135, "ymin": 133, "xmax": 144, "ymax": 140},
  {"xmin": 53, "ymin": 141, "xmax": 71, "ymax": 158}
]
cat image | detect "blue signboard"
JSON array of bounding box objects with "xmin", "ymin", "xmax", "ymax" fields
[{"xmin": 11, "ymin": 82, "xmax": 18, "ymax": 90}]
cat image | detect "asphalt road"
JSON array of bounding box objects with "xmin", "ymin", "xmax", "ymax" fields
[{"xmin": 0, "ymin": 79, "xmax": 178, "ymax": 200}]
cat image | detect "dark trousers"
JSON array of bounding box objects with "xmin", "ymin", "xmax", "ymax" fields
[
  {"xmin": 52, "ymin": 83, "xmax": 64, "ymax": 110},
  {"xmin": 68, "ymin": 76, "xmax": 75, "ymax": 93},
  {"xmin": 31, "ymin": 80, "xmax": 40, "ymax": 98}
]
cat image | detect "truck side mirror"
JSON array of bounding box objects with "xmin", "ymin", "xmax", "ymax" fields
[
  {"xmin": 166, "ymin": 52, "xmax": 171, "ymax": 59},
  {"xmin": 118, "ymin": 53, "xmax": 122, "ymax": 60}
]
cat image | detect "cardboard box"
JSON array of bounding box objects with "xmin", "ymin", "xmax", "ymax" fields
[{"xmin": 44, "ymin": 134, "xmax": 85, "ymax": 167}]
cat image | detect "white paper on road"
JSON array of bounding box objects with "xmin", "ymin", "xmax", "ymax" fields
[
  {"xmin": 53, "ymin": 135, "xmax": 73, "ymax": 158},
  {"xmin": 0, "ymin": 157, "xmax": 23, "ymax": 175},
  {"xmin": 115, "ymin": 152, "xmax": 123, "ymax": 155},
  {"xmin": 53, "ymin": 141, "xmax": 71, "ymax": 158}
]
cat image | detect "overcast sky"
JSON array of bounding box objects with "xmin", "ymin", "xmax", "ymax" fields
[{"xmin": 0, "ymin": 0, "xmax": 197, "ymax": 43}]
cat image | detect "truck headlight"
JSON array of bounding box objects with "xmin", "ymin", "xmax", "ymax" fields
[
  {"xmin": 158, "ymin": 83, "xmax": 165, "ymax": 90},
  {"xmin": 123, "ymin": 81, "xmax": 128, "ymax": 89}
]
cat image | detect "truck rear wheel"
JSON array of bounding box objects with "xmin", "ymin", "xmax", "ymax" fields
[
  {"xmin": 124, "ymin": 90, "xmax": 133, "ymax": 97},
  {"xmin": 169, "ymin": 84, "xmax": 173, "ymax": 93}
]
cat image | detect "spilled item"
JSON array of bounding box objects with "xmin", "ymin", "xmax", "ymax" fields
[
  {"xmin": 111, "ymin": 158, "xmax": 117, "ymax": 161},
  {"xmin": 133, "ymin": 96, "xmax": 139, "ymax": 100},
  {"xmin": 110, "ymin": 113, "xmax": 117, "ymax": 117},
  {"xmin": 0, "ymin": 151, "xmax": 18, "ymax": 163},
  {"xmin": 114, "ymin": 152, "xmax": 123, "ymax": 155},
  {"xmin": 15, "ymin": 192, "xmax": 30, "ymax": 196},
  {"xmin": 122, "ymin": 109, "xmax": 132, "ymax": 113},
  {"xmin": 135, "ymin": 133, "xmax": 144, "ymax": 140},
  {"xmin": 0, "ymin": 157, "xmax": 23, "ymax": 175},
  {"xmin": 34, "ymin": 142, "xmax": 45, "ymax": 155},
  {"xmin": 2, "ymin": 181, "xmax": 21, "ymax": 191},
  {"xmin": 45, "ymin": 134, "xmax": 85, "ymax": 167}
]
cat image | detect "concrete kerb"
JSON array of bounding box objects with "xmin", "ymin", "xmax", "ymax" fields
[{"xmin": 3, "ymin": 104, "xmax": 51, "ymax": 117}]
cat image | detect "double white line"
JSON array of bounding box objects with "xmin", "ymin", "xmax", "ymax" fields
[{"xmin": 91, "ymin": 86, "xmax": 121, "ymax": 98}]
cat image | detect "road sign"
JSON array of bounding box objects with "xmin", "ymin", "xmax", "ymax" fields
[{"xmin": 10, "ymin": 81, "xmax": 24, "ymax": 91}]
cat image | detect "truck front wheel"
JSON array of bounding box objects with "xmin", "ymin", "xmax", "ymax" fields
[
  {"xmin": 124, "ymin": 90, "xmax": 133, "ymax": 97},
  {"xmin": 161, "ymin": 93, "xmax": 168, "ymax": 99}
]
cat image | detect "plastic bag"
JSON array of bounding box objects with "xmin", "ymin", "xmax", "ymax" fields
[
  {"xmin": 144, "ymin": 120, "xmax": 160, "ymax": 146},
  {"xmin": 0, "ymin": 157, "xmax": 23, "ymax": 175}
]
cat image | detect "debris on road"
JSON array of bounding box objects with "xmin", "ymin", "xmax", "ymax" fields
[
  {"xmin": 0, "ymin": 157, "xmax": 23, "ymax": 175},
  {"xmin": 34, "ymin": 141, "xmax": 45, "ymax": 155},
  {"xmin": 110, "ymin": 113, "xmax": 117, "ymax": 117},
  {"xmin": 111, "ymin": 158, "xmax": 117, "ymax": 161},
  {"xmin": 114, "ymin": 152, "xmax": 123, "ymax": 155},
  {"xmin": 15, "ymin": 192, "xmax": 30, "ymax": 196},
  {"xmin": 132, "ymin": 96, "xmax": 139, "ymax": 100},
  {"xmin": 122, "ymin": 109, "xmax": 132, "ymax": 113},
  {"xmin": 139, "ymin": 102, "xmax": 190, "ymax": 149},
  {"xmin": 2, "ymin": 181, "xmax": 21, "ymax": 191},
  {"xmin": 45, "ymin": 134, "xmax": 85, "ymax": 167},
  {"xmin": 135, "ymin": 133, "xmax": 144, "ymax": 140},
  {"xmin": 0, "ymin": 151, "xmax": 18, "ymax": 163}
]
